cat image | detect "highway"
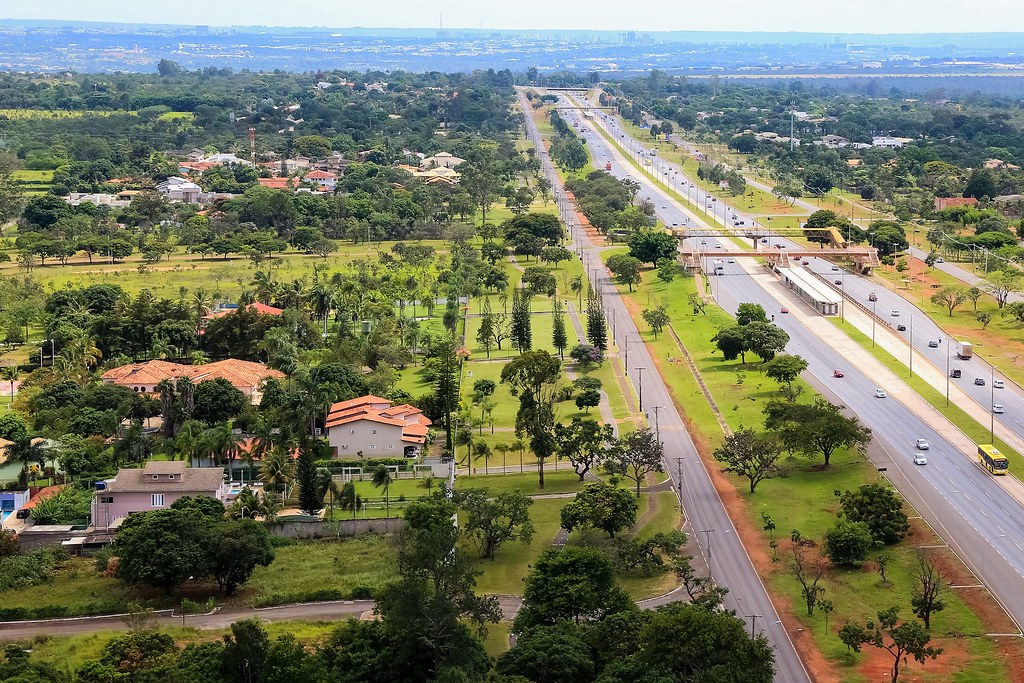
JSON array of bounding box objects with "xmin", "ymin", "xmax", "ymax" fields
[
  {"xmin": 592, "ymin": 95, "xmax": 1024, "ymax": 447},
  {"xmin": 520, "ymin": 91, "xmax": 812, "ymax": 683},
  {"xmin": 555, "ymin": 92, "xmax": 1024, "ymax": 634}
]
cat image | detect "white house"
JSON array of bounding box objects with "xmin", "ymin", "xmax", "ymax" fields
[
  {"xmin": 872, "ymin": 136, "xmax": 905, "ymax": 149},
  {"xmin": 156, "ymin": 177, "xmax": 202, "ymax": 203},
  {"xmin": 420, "ymin": 151, "xmax": 465, "ymax": 170},
  {"xmin": 303, "ymin": 170, "xmax": 337, "ymax": 190}
]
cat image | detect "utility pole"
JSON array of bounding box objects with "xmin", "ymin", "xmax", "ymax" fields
[
  {"xmin": 747, "ymin": 614, "xmax": 762, "ymax": 638},
  {"xmin": 675, "ymin": 457, "xmax": 683, "ymax": 498},
  {"xmin": 635, "ymin": 366, "xmax": 646, "ymax": 411},
  {"xmin": 700, "ymin": 528, "xmax": 715, "ymax": 567},
  {"xmin": 652, "ymin": 405, "xmax": 662, "ymax": 442}
]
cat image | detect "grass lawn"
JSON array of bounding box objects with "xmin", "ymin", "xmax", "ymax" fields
[
  {"xmin": 245, "ymin": 536, "xmax": 397, "ymax": 606},
  {"xmin": 456, "ymin": 469, "xmax": 585, "ymax": 495},
  {"xmin": 871, "ymin": 258, "xmax": 1024, "ymax": 390},
  {"xmin": 472, "ymin": 497, "xmax": 564, "ymax": 595},
  {"xmin": 482, "ymin": 621, "xmax": 513, "ymax": 658},
  {"xmin": 606, "ymin": 266, "xmax": 1013, "ymax": 680}
]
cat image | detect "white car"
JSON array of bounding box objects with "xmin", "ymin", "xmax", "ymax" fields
[
  {"xmin": 875, "ymin": 388, "xmax": 887, "ymax": 398},
  {"xmin": 913, "ymin": 453, "xmax": 928, "ymax": 466},
  {"xmin": 993, "ymin": 404, "xmax": 1005, "ymax": 414},
  {"xmin": 890, "ymin": 310, "xmax": 900, "ymax": 317},
  {"xmin": 994, "ymin": 379, "xmax": 1005, "ymax": 389},
  {"xmin": 916, "ymin": 438, "xmax": 930, "ymax": 450}
]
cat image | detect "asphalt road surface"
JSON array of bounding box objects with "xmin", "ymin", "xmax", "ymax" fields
[
  {"xmin": 561, "ymin": 92, "xmax": 1024, "ymax": 634},
  {"xmin": 530, "ymin": 91, "xmax": 812, "ymax": 683}
]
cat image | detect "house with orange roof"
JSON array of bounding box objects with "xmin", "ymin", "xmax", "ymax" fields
[
  {"xmin": 101, "ymin": 359, "xmax": 284, "ymax": 403},
  {"xmin": 258, "ymin": 177, "xmax": 295, "ymax": 190},
  {"xmin": 325, "ymin": 395, "xmax": 432, "ymax": 459},
  {"xmin": 302, "ymin": 169, "xmax": 337, "ymax": 190},
  {"xmin": 203, "ymin": 302, "xmax": 284, "ymax": 322},
  {"xmin": 934, "ymin": 196, "xmax": 979, "ymax": 211}
]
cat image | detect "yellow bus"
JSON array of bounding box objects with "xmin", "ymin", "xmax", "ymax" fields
[{"xmin": 978, "ymin": 444, "xmax": 1009, "ymax": 475}]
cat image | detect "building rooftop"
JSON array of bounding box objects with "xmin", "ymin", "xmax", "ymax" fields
[{"xmin": 104, "ymin": 463, "xmax": 225, "ymax": 494}]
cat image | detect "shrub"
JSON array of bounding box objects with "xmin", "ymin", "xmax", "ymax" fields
[{"xmin": 824, "ymin": 519, "xmax": 875, "ymax": 566}]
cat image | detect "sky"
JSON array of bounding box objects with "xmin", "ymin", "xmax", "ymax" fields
[{"xmin": 4, "ymin": 0, "xmax": 1024, "ymax": 34}]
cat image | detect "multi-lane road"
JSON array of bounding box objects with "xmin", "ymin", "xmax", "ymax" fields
[
  {"xmin": 551, "ymin": 92, "xmax": 1024, "ymax": 638},
  {"xmin": 521, "ymin": 92, "xmax": 813, "ymax": 683}
]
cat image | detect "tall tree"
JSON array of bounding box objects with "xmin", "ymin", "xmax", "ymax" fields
[
  {"xmin": 559, "ymin": 482, "xmax": 639, "ymax": 538},
  {"xmin": 605, "ymin": 427, "xmax": 665, "ymax": 498},
  {"xmin": 839, "ymin": 607, "xmax": 943, "ymax": 683},
  {"xmin": 510, "ymin": 287, "xmax": 533, "ymax": 353},
  {"xmin": 553, "ymin": 417, "xmax": 613, "ymax": 481},
  {"xmin": 910, "ymin": 553, "xmax": 946, "ymax": 630},
  {"xmin": 476, "ymin": 297, "xmax": 495, "ymax": 358},
  {"xmin": 501, "ymin": 350, "xmax": 562, "ymax": 489},
  {"xmin": 586, "ymin": 291, "xmax": 607, "ymax": 351},
  {"xmin": 713, "ymin": 427, "xmax": 785, "ymax": 493},
  {"xmin": 295, "ymin": 439, "xmax": 323, "ymax": 516},
  {"xmin": 432, "ymin": 333, "xmax": 461, "ymax": 456},
  {"xmin": 551, "ymin": 297, "xmax": 568, "ymax": 359},
  {"xmin": 455, "ymin": 488, "xmax": 534, "ymax": 560}
]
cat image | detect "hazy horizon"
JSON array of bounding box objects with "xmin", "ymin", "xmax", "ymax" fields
[{"xmin": 4, "ymin": 0, "xmax": 1024, "ymax": 34}]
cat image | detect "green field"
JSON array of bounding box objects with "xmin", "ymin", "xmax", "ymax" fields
[{"xmin": 608, "ymin": 265, "xmax": 1011, "ymax": 680}]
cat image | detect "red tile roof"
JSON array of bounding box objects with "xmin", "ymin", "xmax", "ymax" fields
[
  {"xmin": 258, "ymin": 177, "xmax": 294, "ymax": 190},
  {"xmin": 203, "ymin": 302, "xmax": 284, "ymax": 320},
  {"xmin": 102, "ymin": 359, "xmax": 284, "ymax": 392},
  {"xmin": 934, "ymin": 197, "xmax": 979, "ymax": 210},
  {"xmin": 23, "ymin": 485, "xmax": 66, "ymax": 510},
  {"xmin": 325, "ymin": 395, "xmax": 432, "ymax": 444},
  {"xmin": 304, "ymin": 170, "xmax": 337, "ymax": 180}
]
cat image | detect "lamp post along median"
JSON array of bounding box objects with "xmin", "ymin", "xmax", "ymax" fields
[{"xmin": 635, "ymin": 366, "xmax": 646, "ymax": 412}]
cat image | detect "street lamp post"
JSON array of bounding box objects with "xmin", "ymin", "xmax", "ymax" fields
[
  {"xmin": 872, "ymin": 301, "xmax": 877, "ymax": 347},
  {"xmin": 909, "ymin": 315, "xmax": 914, "ymax": 378},
  {"xmin": 635, "ymin": 366, "xmax": 646, "ymax": 411},
  {"xmin": 675, "ymin": 457, "xmax": 684, "ymax": 497},
  {"xmin": 652, "ymin": 405, "xmax": 662, "ymax": 442},
  {"xmin": 700, "ymin": 528, "xmax": 715, "ymax": 567}
]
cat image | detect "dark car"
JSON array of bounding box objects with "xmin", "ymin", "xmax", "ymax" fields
[
  {"xmin": 950, "ymin": 369, "xmax": 962, "ymax": 378},
  {"xmin": 975, "ymin": 377, "xmax": 987, "ymax": 386},
  {"xmin": 896, "ymin": 324, "xmax": 907, "ymax": 331}
]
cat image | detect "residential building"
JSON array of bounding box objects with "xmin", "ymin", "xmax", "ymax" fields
[
  {"xmin": 64, "ymin": 192, "xmax": 132, "ymax": 208},
  {"xmin": 0, "ymin": 489, "xmax": 29, "ymax": 521},
  {"xmin": 872, "ymin": 136, "xmax": 908, "ymax": 148},
  {"xmin": 934, "ymin": 197, "xmax": 979, "ymax": 211},
  {"xmin": 101, "ymin": 358, "xmax": 284, "ymax": 403},
  {"xmin": 156, "ymin": 177, "xmax": 202, "ymax": 203},
  {"xmin": 419, "ymin": 151, "xmax": 465, "ymax": 170},
  {"xmin": 91, "ymin": 461, "xmax": 227, "ymax": 529},
  {"xmin": 202, "ymin": 302, "xmax": 284, "ymax": 321},
  {"xmin": 282, "ymin": 157, "xmax": 311, "ymax": 173},
  {"xmin": 258, "ymin": 177, "xmax": 295, "ymax": 190},
  {"xmin": 414, "ymin": 166, "xmax": 461, "ymax": 184},
  {"xmin": 985, "ymin": 158, "xmax": 1021, "ymax": 171},
  {"xmin": 303, "ymin": 169, "xmax": 338, "ymax": 190},
  {"xmin": 325, "ymin": 395, "xmax": 432, "ymax": 459},
  {"xmin": 819, "ymin": 134, "xmax": 849, "ymax": 149}
]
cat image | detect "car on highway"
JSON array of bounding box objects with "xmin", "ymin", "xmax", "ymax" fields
[
  {"xmin": 780, "ymin": 307, "xmax": 789, "ymax": 314},
  {"xmin": 661, "ymin": 204, "xmax": 667, "ymax": 209},
  {"xmin": 914, "ymin": 453, "xmax": 928, "ymax": 465},
  {"xmin": 727, "ymin": 258, "xmax": 735, "ymax": 263},
  {"xmin": 875, "ymin": 388, "xmax": 888, "ymax": 398},
  {"xmin": 715, "ymin": 244, "xmax": 722, "ymax": 248},
  {"xmin": 831, "ymin": 265, "xmax": 839, "ymax": 271},
  {"xmin": 833, "ymin": 369, "xmax": 845, "ymax": 378},
  {"xmin": 916, "ymin": 438, "xmax": 930, "ymax": 450},
  {"xmin": 868, "ymin": 292, "xmax": 878, "ymax": 302},
  {"xmin": 936, "ymin": 257, "xmax": 945, "ymax": 263},
  {"xmin": 994, "ymin": 404, "xmax": 1005, "ymax": 414},
  {"xmin": 801, "ymin": 260, "xmax": 809, "ymax": 265},
  {"xmin": 975, "ymin": 377, "xmax": 986, "ymax": 386},
  {"xmin": 834, "ymin": 279, "xmax": 842, "ymax": 285},
  {"xmin": 995, "ymin": 379, "xmax": 1005, "ymax": 389},
  {"xmin": 928, "ymin": 340, "xmax": 939, "ymax": 348},
  {"xmin": 897, "ymin": 324, "xmax": 907, "ymax": 331},
  {"xmin": 950, "ymin": 368, "xmax": 962, "ymax": 378},
  {"xmin": 760, "ymin": 238, "xmax": 768, "ymax": 244},
  {"xmin": 890, "ymin": 310, "xmax": 900, "ymax": 317}
]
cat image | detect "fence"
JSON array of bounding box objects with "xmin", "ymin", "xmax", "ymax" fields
[{"xmin": 268, "ymin": 517, "xmax": 406, "ymax": 539}]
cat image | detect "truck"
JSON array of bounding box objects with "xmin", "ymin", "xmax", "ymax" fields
[
  {"xmin": 605, "ymin": 161, "xmax": 612, "ymax": 171},
  {"xmin": 955, "ymin": 340, "xmax": 974, "ymax": 360}
]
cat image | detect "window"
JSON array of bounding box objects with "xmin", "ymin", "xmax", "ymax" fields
[
  {"xmin": 151, "ymin": 494, "xmax": 165, "ymax": 508},
  {"xmin": 371, "ymin": 429, "xmax": 378, "ymax": 434},
  {"xmin": 369, "ymin": 444, "xmax": 376, "ymax": 450},
  {"xmin": 100, "ymin": 496, "xmax": 113, "ymax": 504},
  {"xmin": 388, "ymin": 444, "xmax": 394, "ymax": 450},
  {"xmin": 152, "ymin": 475, "xmax": 159, "ymax": 480},
  {"xmin": 168, "ymin": 474, "xmax": 175, "ymax": 479}
]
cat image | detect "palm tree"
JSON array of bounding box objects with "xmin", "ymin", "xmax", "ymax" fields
[
  {"xmin": 172, "ymin": 420, "xmax": 205, "ymax": 463},
  {"xmin": 251, "ymin": 271, "xmax": 278, "ymax": 305},
  {"xmin": 259, "ymin": 448, "xmax": 296, "ymax": 502},
  {"xmin": 371, "ymin": 464, "xmax": 393, "ymax": 521},
  {"xmin": 9, "ymin": 435, "xmax": 44, "ymax": 486},
  {"xmin": 0, "ymin": 365, "xmax": 18, "ymax": 405},
  {"xmin": 189, "ymin": 350, "xmax": 210, "ymax": 365},
  {"xmin": 510, "ymin": 438, "xmax": 525, "ymax": 474},
  {"xmin": 494, "ymin": 442, "xmax": 509, "ymax": 473},
  {"xmin": 151, "ymin": 336, "xmax": 178, "ymax": 360},
  {"xmin": 191, "ymin": 288, "xmax": 213, "ymax": 334},
  {"xmin": 227, "ymin": 487, "xmax": 280, "ymax": 521},
  {"xmin": 155, "ymin": 378, "xmax": 177, "ymax": 438},
  {"xmin": 307, "ymin": 282, "xmax": 335, "ymax": 336},
  {"xmin": 202, "ymin": 424, "xmax": 243, "ymax": 472},
  {"xmin": 247, "ymin": 420, "xmax": 277, "ymax": 473}
]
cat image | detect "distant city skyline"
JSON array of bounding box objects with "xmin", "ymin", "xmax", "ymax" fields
[{"xmin": 4, "ymin": 0, "xmax": 1024, "ymax": 34}]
